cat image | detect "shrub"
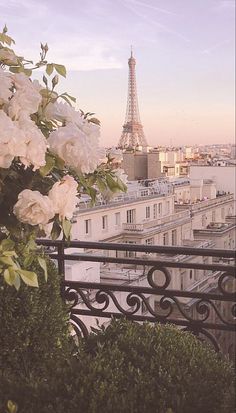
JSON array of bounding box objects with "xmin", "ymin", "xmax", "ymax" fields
[
  {"xmin": 0, "ymin": 259, "xmax": 72, "ymax": 380},
  {"xmin": 1, "ymin": 316, "xmax": 235, "ymax": 413},
  {"xmin": 71, "ymin": 319, "xmax": 235, "ymax": 413}
]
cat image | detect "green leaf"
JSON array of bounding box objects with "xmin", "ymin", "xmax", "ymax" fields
[
  {"xmin": 106, "ymin": 174, "xmax": 120, "ymax": 193},
  {"xmin": 62, "ymin": 219, "xmax": 72, "ymax": 240},
  {"xmin": 37, "ymin": 256, "xmax": 48, "ymax": 281},
  {"xmin": 87, "ymin": 187, "xmax": 97, "ymax": 204},
  {"xmin": 116, "ymin": 177, "xmax": 127, "ymax": 192},
  {"xmin": 51, "ymin": 220, "xmax": 61, "ymax": 240},
  {"xmin": 46, "ymin": 63, "xmax": 54, "ymax": 76},
  {"xmin": 7, "ymin": 400, "xmax": 18, "ymax": 413},
  {"xmin": 54, "ymin": 64, "xmax": 66, "ymax": 77},
  {"xmin": 96, "ymin": 177, "xmax": 107, "ymax": 193},
  {"xmin": 4, "ymin": 268, "xmax": 20, "ymax": 290},
  {"xmin": 17, "ymin": 269, "xmax": 38, "ymax": 287},
  {"xmin": 23, "ymin": 254, "xmax": 34, "ymax": 268},
  {"xmin": 1, "ymin": 239, "xmax": 15, "ymax": 251},
  {"xmin": 89, "ymin": 117, "xmax": 100, "ymax": 125},
  {"xmin": 9, "ymin": 66, "xmax": 22, "ymax": 73},
  {"xmin": 0, "ymin": 33, "xmax": 15, "ymax": 46},
  {"xmin": 0, "ymin": 256, "xmax": 15, "ymax": 266},
  {"xmin": 39, "ymin": 153, "xmax": 55, "ymax": 177},
  {"xmin": 23, "ymin": 68, "xmax": 32, "ymax": 77},
  {"xmin": 62, "ymin": 92, "xmax": 76, "ymax": 103},
  {"xmin": 60, "ymin": 94, "xmax": 72, "ymax": 106},
  {"xmin": 54, "ymin": 155, "xmax": 65, "ymax": 170}
]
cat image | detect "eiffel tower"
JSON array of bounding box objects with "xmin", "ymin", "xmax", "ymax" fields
[{"xmin": 118, "ymin": 48, "xmax": 148, "ymax": 150}]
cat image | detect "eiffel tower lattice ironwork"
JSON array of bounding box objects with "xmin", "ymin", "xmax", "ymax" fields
[{"xmin": 118, "ymin": 48, "xmax": 148, "ymax": 149}]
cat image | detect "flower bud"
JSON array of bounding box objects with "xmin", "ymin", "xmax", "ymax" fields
[{"xmin": 52, "ymin": 74, "xmax": 59, "ymax": 88}]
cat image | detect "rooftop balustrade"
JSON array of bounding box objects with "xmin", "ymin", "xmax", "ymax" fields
[{"xmin": 37, "ymin": 239, "xmax": 236, "ymax": 357}]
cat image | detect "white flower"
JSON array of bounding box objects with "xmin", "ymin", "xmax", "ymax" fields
[
  {"xmin": 113, "ymin": 168, "xmax": 128, "ymax": 185},
  {"xmin": 0, "ymin": 68, "xmax": 13, "ymax": 104},
  {"xmin": 32, "ymin": 79, "xmax": 44, "ymax": 93},
  {"xmin": 0, "ymin": 49, "xmax": 18, "ymax": 65},
  {"xmin": 0, "ymin": 110, "xmax": 26, "ymax": 168},
  {"xmin": 48, "ymin": 175, "xmax": 78, "ymax": 219},
  {"xmin": 13, "ymin": 189, "xmax": 55, "ymax": 226},
  {"xmin": 44, "ymin": 101, "xmax": 83, "ymax": 126},
  {"xmin": 17, "ymin": 115, "xmax": 48, "ymax": 170},
  {"xmin": 48, "ymin": 123, "xmax": 105, "ymax": 174},
  {"xmin": 107, "ymin": 148, "xmax": 123, "ymax": 163},
  {"xmin": 8, "ymin": 73, "xmax": 42, "ymax": 119}
]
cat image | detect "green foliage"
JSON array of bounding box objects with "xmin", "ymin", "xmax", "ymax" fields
[
  {"xmin": 72, "ymin": 319, "xmax": 235, "ymax": 413},
  {"xmin": 0, "ymin": 238, "xmax": 44, "ymax": 289},
  {"xmin": 0, "ymin": 316, "xmax": 234, "ymax": 413},
  {"xmin": 0, "ymin": 259, "xmax": 72, "ymax": 381}
]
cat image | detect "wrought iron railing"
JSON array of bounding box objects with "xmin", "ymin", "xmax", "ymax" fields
[{"xmin": 37, "ymin": 239, "xmax": 236, "ymax": 356}]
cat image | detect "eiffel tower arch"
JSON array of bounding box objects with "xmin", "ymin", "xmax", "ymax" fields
[{"xmin": 118, "ymin": 49, "xmax": 148, "ymax": 150}]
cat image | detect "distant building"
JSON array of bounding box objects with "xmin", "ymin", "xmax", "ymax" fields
[
  {"xmin": 190, "ymin": 165, "xmax": 236, "ymax": 212},
  {"xmin": 122, "ymin": 150, "xmax": 161, "ymax": 180},
  {"xmin": 231, "ymin": 144, "xmax": 236, "ymax": 159}
]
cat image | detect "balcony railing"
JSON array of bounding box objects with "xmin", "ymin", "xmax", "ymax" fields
[
  {"xmin": 175, "ymin": 194, "xmax": 234, "ymax": 212},
  {"xmin": 123, "ymin": 211, "xmax": 189, "ymax": 232},
  {"xmin": 37, "ymin": 239, "xmax": 236, "ymax": 356}
]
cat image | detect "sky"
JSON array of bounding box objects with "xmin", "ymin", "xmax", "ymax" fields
[{"xmin": 0, "ymin": 0, "xmax": 235, "ymax": 147}]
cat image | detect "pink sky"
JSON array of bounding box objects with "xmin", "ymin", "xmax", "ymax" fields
[{"xmin": 1, "ymin": 0, "xmax": 235, "ymax": 146}]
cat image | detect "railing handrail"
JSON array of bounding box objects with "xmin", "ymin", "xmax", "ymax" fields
[
  {"xmin": 36, "ymin": 238, "xmax": 236, "ymax": 354},
  {"xmin": 37, "ymin": 239, "xmax": 236, "ymax": 259}
]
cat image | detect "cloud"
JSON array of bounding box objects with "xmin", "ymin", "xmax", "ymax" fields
[
  {"xmin": 200, "ymin": 39, "xmax": 232, "ymax": 55},
  {"xmin": 213, "ymin": 0, "xmax": 235, "ymax": 11},
  {"xmin": 121, "ymin": 0, "xmax": 189, "ymax": 42},
  {"xmin": 0, "ymin": 0, "xmax": 48, "ymax": 19},
  {"xmin": 45, "ymin": 37, "xmax": 123, "ymax": 71},
  {"xmin": 126, "ymin": 0, "xmax": 179, "ymax": 16}
]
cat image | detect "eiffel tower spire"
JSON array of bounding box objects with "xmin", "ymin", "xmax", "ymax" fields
[{"xmin": 118, "ymin": 48, "xmax": 148, "ymax": 149}]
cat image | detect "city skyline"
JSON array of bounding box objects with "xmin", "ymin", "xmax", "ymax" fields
[{"xmin": 1, "ymin": 0, "xmax": 235, "ymax": 146}]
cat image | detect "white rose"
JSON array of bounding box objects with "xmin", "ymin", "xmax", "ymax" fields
[
  {"xmin": 0, "ymin": 68, "xmax": 13, "ymax": 104},
  {"xmin": 8, "ymin": 73, "xmax": 42, "ymax": 119},
  {"xmin": 79, "ymin": 119, "xmax": 100, "ymax": 139},
  {"xmin": 107, "ymin": 148, "xmax": 123, "ymax": 163},
  {"xmin": 44, "ymin": 101, "xmax": 83, "ymax": 126},
  {"xmin": 17, "ymin": 115, "xmax": 48, "ymax": 170},
  {"xmin": 113, "ymin": 168, "xmax": 128, "ymax": 185},
  {"xmin": 13, "ymin": 189, "xmax": 55, "ymax": 226},
  {"xmin": 49, "ymin": 175, "xmax": 78, "ymax": 219},
  {"xmin": 0, "ymin": 110, "xmax": 26, "ymax": 168},
  {"xmin": 0, "ymin": 49, "xmax": 18, "ymax": 65},
  {"xmin": 48, "ymin": 123, "xmax": 105, "ymax": 174}
]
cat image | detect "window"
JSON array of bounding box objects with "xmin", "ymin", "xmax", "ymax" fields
[
  {"xmin": 115, "ymin": 212, "xmax": 121, "ymax": 227},
  {"xmin": 201, "ymin": 215, "xmax": 207, "ymax": 227},
  {"xmin": 221, "ymin": 208, "xmax": 225, "ymax": 220},
  {"xmin": 102, "ymin": 215, "xmax": 108, "ymax": 230},
  {"xmin": 127, "ymin": 209, "xmax": 136, "ymax": 224},
  {"xmin": 85, "ymin": 219, "xmax": 91, "ymax": 235},
  {"xmin": 171, "ymin": 230, "xmax": 177, "ymax": 246},
  {"xmin": 212, "ymin": 211, "xmax": 216, "ymax": 222},
  {"xmin": 166, "ymin": 201, "xmax": 170, "ymax": 215},
  {"xmin": 125, "ymin": 241, "xmax": 137, "ymax": 257},
  {"xmin": 180, "ymin": 273, "xmax": 185, "ymax": 290},
  {"xmin": 158, "ymin": 203, "xmax": 162, "ymax": 216},
  {"xmin": 146, "ymin": 206, "xmax": 150, "ymax": 219},
  {"xmin": 153, "ymin": 204, "xmax": 157, "ymax": 219},
  {"xmin": 163, "ymin": 232, "xmax": 169, "ymax": 246},
  {"xmin": 145, "ymin": 238, "xmax": 154, "ymax": 245},
  {"xmin": 190, "ymin": 270, "xmax": 193, "ymax": 279}
]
